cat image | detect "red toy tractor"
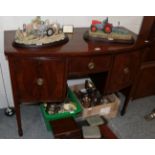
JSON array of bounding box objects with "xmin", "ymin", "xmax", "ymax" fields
[{"xmin": 91, "ymin": 18, "xmax": 113, "ymax": 33}]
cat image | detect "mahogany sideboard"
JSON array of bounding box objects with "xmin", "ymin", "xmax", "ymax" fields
[{"xmin": 4, "ymin": 22, "xmax": 155, "ymax": 136}]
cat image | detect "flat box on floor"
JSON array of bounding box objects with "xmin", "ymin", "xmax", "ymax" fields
[
  {"xmin": 70, "ymin": 84, "xmax": 120, "ymax": 119},
  {"xmin": 50, "ymin": 117, "xmax": 82, "ymax": 139}
]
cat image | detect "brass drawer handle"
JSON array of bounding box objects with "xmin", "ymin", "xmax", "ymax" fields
[
  {"xmin": 123, "ymin": 67, "xmax": 129, "ymax": 74},
  {"xmin": 144, "ymin": 40, "xmax": 149, "ymax": 43},
  {"xmin": 94, "ymin": 47, "xmax": 101, "ymax": 51},
  {"xmin": 88, "ymin": 62, "xmax": 95, "ymax": 70},
  {"xmin": 36, "ymin": 78, "xmax": 44, "ymax": 86}
]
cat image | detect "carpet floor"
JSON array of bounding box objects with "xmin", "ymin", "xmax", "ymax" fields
[
  {"xmin": 0, "ymin": 95, "xmax": 155, "ymax": 139},
  {"xmin": 0, "ymin": 104, "xmax": 53, "ymax": 139},
  {"xmin": 109, "ymin": 95, "xmax": 155, "ymax": 139}
]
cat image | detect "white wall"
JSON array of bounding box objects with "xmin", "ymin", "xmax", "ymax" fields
[{"xmin": 0, "ymin": 16, "xmax": 143, "ymax": 108}]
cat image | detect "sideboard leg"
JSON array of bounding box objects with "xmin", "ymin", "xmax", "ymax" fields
[
  {"xmin": 15, "ymin": 103, "xmax": 23, "ymax": 136},
  {"xmin": 120, "ymin": 86, "xmax": 132, "ymax": 116},
  {"xmin": 18, "ymin": 129, "xmax": 23, "ymax": 137},
  {"xmin": 121, "ymin": 97, "xmax": 131, "ymax": 116}
]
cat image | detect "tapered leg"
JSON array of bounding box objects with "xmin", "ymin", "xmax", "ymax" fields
[
  {"xmin": 14, "ymin": 103, "xmax": 23, "ymax": 136},
  {"xmin": 120, "ymin": 86, "xmax": 132, "ymax": 116},
  {"xmin": 120, "ymin": 95, "xmax": 131, "ymax": 116}
]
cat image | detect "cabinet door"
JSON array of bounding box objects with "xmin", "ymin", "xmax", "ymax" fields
[
  {"xmin": 9, "ymin": 57, "xmax": 67, "ymax": 102},
  {"xmin": 106, "ymin": 51, "xmax": 140, "ymax": 93},
  {"xmin": 134, "ymin": 62, "xmax": 155, "ymax": 99}
]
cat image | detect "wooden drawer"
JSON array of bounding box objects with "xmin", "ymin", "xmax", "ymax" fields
[{"xmin": 69, "ymin": 55, "xmax": 112, "ymax": 76}]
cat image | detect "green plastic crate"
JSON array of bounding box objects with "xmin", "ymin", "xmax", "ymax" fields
[{"xmin": 40, "ymin": 88, "xmax": 82, "ymax": 131}]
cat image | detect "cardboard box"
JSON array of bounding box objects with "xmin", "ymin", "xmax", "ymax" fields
[
  {"xmin": 50, "ymin": 117, "xmax": 82, "ymax": 139},
  {"xmin": 70, "ymin": 84, "xmax": 120, "ymax": 119}
]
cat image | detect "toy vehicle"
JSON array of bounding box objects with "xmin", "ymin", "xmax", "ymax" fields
[
  {"xmin": 36, "ymin": 22, "xmax": 60, "ymax": 37},
  {"xmin": 22, "ymin": 17, "xmax": 60, "ymax": 38},
  {"xmin": 91, "ymin": 18, "xmax": 113, "ymax": 33}
]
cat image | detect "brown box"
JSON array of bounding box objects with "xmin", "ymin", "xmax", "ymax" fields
[
  {"xmin": 70, "ymin": 84, "xmax": 120, "ymax": 119},
  {"xmin": 50, "ymin": 117, "xmax": 82, "ymax": 139},
  {"xmin": 82, "ymin": 95, "xmax": 120, "ymax": 119}
]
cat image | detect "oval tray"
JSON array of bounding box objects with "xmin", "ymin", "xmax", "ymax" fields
[{"xmin": 12, "ymin": 34, "xmax": 69, "ymax": 48}]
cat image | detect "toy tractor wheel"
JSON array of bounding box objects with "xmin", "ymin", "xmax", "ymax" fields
[
  {"xmin": 46, "ymin": 28, "xmax": 54, "ymax": 36},
  {"xmin": 104, "ymin": 25, "xmax": 112, "ymax": 33},
  {"xmin": 91, "ymin": 25, "xmax": 97, "ymax": 32}
]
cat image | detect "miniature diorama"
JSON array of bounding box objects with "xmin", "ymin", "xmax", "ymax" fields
[
  {"xmin": 13, "ymin": 16, "xmax": 69, "ymax": 48},
  {"xmin": 84, "ymin": 17, "xmax": 135, "ymax": 44}
]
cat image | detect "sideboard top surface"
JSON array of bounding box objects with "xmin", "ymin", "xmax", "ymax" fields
[{"xmin": 4, "ymin": 28, "xmax": 147, "ymax": 57}]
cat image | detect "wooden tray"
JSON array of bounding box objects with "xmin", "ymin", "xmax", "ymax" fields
[
  {"xmin": 12, "ymin": 34, "xmax": 69, "ymax": 48},
  {"xmin": 83, "ymin": 30, "xmax": 135, "ymax": 44}
]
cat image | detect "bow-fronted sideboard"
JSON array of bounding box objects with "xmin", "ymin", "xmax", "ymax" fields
[{"xmin": 5, "ymin": 17, "xmax": 155, "ymax": 136}]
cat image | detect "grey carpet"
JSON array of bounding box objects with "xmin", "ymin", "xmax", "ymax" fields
[
  {"xmin": 108, "ymin": 95, "xmax": 155, "ymax": 139},
  {"xmin": 0, "ymin": 95, "xmax": 155, "ymax": 139},
  {"xmin": 0, "ymin": 104, "xmax": 53, "ymax": 139}
]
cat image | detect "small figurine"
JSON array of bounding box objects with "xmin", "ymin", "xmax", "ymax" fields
[
  {"xmin": 82, "ymin": 94, "xmax": 91, "ymax": 108},
  {"xmin": 46, "ymin": 103, "xmax": 62, "ymax": 114},
  {"xmin": 85, "ymin": 80, "xmax": 95, "ymax": 93},
  {"xmin": 63, "ymin": 102, "xmax": 77, "ymax": 111}
]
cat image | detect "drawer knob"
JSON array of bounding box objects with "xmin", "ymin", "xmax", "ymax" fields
[
  {"xmin": 94, "ymin": 47, "xmax": 101, "ymax": 51},
  {"xmin": 36, "ymin": 78, "xmax": 44, "ymax": 86},
  {"xmin": 88, "ymin": 62, "xmax": 95, "ymax": 70},
  {"xmin": 123, "ymin": 67, "xmax": 129, "ymax": 74}
]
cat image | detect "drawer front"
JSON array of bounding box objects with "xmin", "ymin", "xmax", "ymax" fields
[
  {"xmin": 9, "ymin": 57, "xmax": 67, "ymax": 102},
  {"xmin": 69, "ymin": 55, "xmax": 112, "ymax": 76}
]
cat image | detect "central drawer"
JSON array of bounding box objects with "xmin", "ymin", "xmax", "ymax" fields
[{"xmin": 69, "ymin": 55, "xmax": 112, "ymax": 76}]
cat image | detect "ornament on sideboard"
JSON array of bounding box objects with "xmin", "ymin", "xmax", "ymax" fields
[
  {"xmin": 84, "ymin": 17, "xmax": 135, "ymax": 44},
  {"xmin": 90, "ymin": 17, "xmax": 113, "ymax": 33},
  {"xmin": 13, "ymin": 16, "xmax": 69, "ymax": 48}
]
